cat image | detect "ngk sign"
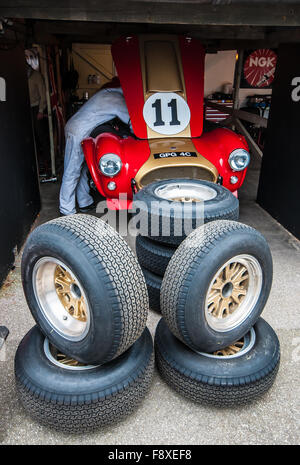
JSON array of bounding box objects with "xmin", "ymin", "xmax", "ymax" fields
[
  {"xmin": 243, "ymin": 49, "xmax": 277, "ymax": 88},
  {"xmin": 249, "ymin": 56, "xmax": 275, "ymax": 68}
]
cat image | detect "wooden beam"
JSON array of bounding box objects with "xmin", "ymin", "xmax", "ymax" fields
[
  {"xmin": 205, "ymin": 100, "xmax": 268, "ymax": 128},
  {"xmin": 191, "ymin": 26, "xmax": 266, "ymax": 40},
  {"xmin": 219, "ymin": 28, "xmax": 300, "ymax": 49},
  {"xmin": 233, "ymin": 49, "xmax": 243, "ymax": 111},
  {"xmin": 266, "ymin": 27, "xmax": 300, "ymax": 43},
  {"xmin": 33, "ymin": 20, "xmax": 267, "ymax": 40},
  {"xmin": 38, "ymin": 45, "xmax": 56, "ymax": 176},
  {"xmin": 32, "ymin": 21, "xmax": 270, "ymax": 48},
  {"xmin": 1, "ymin": 2, "xmax": 300, "ymax": 27},
  {"xmin": 72, "ymin": 50, "xmax": 113, "ymax": 80},
  {"xmin": 234, "ymin": 117, "xmax": 263, "ymax": 159},
  {"xmin": 217, "ymin": 39, "xmax": 274, "ymax": 50}
]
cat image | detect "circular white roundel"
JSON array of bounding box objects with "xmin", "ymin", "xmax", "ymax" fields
[{"xmin": 143, "ymin": 92, "xmax": 191, "ymax": 135}]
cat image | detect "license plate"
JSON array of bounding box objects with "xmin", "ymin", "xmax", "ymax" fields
[{"xmin": 154, "ymin": 151, "xmax": 197, "ymax": 159}]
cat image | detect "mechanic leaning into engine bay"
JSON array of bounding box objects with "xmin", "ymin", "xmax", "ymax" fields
[{"xmin": 59, "ymin": 78, "xmax": 131, "ymax": 216}]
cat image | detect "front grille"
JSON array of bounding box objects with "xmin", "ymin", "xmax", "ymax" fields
[{"xmin": 139, "ymin": 166, "xmax": 215, "ymax": 188}]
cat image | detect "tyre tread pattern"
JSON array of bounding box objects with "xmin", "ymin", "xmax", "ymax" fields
[
  {"xmin": 136, "ymin": 235, "xmax": 175, "ymax": 276},
  {"xmin": 147, "ymin": 204, "xmax": 239, "ymax": 246},
  {"xmin": 15, "ymin": 353, "xmax": 154, "ymax": 433},
  {"xmin": 141, "ymin": 267, "xmax": 162, "ymax": 313},
  {"xmin": 155, "ymin": 331, "xmax": 280, "ymax": 406}
]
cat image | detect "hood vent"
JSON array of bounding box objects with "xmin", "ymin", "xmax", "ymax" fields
[{"xmin": 144, "ymin": 40, "xmax": 183, "ymax": 94}]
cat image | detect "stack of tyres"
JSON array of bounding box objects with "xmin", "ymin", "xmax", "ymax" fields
[
  {"xmin": 134, "ymin": 178, "xmax": 239, "ymax": 312},
  {"xmin": 15, "ymin": 215, "xmax": 154, "ymax": 432},
  {"xmin": 155, "ymin": 220, "xmax": 280, "ymax": 406}
]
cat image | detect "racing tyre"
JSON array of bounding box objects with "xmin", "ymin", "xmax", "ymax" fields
[
  {"xmin": 132, "ymin": 179, "xmax": 239, "ymax": 246},
  {"xmin": 141, "ymin": 267, "xmax": 162, "ymax": 313},
  {"xmin": 136, "ymin": 235, "xmax": 175, "ymax": 277},
  {"xmin": 21, "ymin": 214, "xmax": 148, "ymax": 365},
  {"xmin": 155, "ymin": 317, "xmax": 280, "ymax": 406},
  {"xmin": 161, "ymin": 220, "xmax": 273, "ymax": 352},
  {"xmin": 15, "ymin": 326, "xmax": 154, "ymax": 433}
]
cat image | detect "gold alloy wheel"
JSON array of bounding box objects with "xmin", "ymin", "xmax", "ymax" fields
[
  {"xmin": 213, "ymin": 339, "xmax": 244, "ymax": 357},
  {"xmin": 55, "ymin": 351, "xmax": 85, "ymax": 367},
  {"xmin": 54, "ymin": 265, "xmax": 87, "ymax": 322},
  {"xmin": 207, "ymin": 261, "xmax": 249, "ymax": 319},
  {"xmin": 33, "ymin": 257, "xmax": 90, "ymax": 341},
  {"xmin": 43, "ymin": 339, "xmax": 96, "ymax": 370},
  {"xmin": 200, "ymin": 327, "xmax": 256, "ymax": 359},
  {"xmin": 205, "ymin": 254, "xmax": 262, "ymax": 332}
]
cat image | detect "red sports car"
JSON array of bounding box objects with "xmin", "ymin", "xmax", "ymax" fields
[{"xmin": 82, "ymin": 35, "xmax": 250, "ymax": 210}]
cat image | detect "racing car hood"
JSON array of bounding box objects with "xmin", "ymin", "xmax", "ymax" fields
[{"xmin": 111, "ymin": 35, "xmax": 205, "ymax": 140}]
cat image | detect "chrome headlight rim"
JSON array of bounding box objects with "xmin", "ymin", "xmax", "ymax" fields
[
  {"xmin": 228, "ymin": 149, "xmax": 250, "ymax": 172},
  {"xmin": 99, "ymin": 153, "xmax": 122, "ymax": 177}
]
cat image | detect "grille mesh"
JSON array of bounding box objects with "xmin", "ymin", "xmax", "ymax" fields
[{"xmin": 140, "ymin": 166, "xmax": 215, "ymax": 188}]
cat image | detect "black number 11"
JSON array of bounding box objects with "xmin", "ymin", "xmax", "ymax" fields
[
  {"xmin": 152, "ymin": 98, "xmax": 181, "ymax": 127},
  {"xmin": 168, "ymin": 99, "xmax": 180, "ymax": 126},
  {"xmin": 152, "ymin": 99, "xmax": 165, "ymax": 126}
]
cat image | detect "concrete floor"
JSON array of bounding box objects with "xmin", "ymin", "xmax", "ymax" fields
[{"xmin": 0, "ymin": 154, "xmax": 300, "ymax": 445}]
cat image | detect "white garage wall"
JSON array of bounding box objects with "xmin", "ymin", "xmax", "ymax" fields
[
  {"xmin": 204, "ymin": 50, "xmax": 272, "ymax": 108},
  {"xmin": 204, "ymin": 50, "xmax": 237, "ymax": 96}
]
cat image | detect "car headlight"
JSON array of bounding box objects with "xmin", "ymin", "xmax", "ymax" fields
[
  {"xmin": 99, "ymin": 153, "xmax": 122, "ymax": 177},
  {"xmin": 228, "ymin": 149, "xmax": 250, "ymax": 171}
]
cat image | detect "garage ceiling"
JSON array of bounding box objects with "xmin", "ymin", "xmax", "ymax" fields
[
  {"xmin": 1, "ymin": 1, "xmax": 300, "ymax": 50},
  {"xmin": 1, "ymin": 0, "xmax": 300, "ymax": 27}
]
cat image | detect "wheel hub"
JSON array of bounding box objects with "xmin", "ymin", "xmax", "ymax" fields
[
  {"xmin": 54, "ymin": 265, "xmax": 87, "ymax": 322},
  {"xmin": 154, "ymin": 182, "xmax": 217, "ymax": 203},
  {"xmin": 205, "ymin": 254, "xmax": 262, "ymax": 332},
  {"xmin": 170, "ymin": 196, "xmax": 203, "ymax": 203},
  {"xmin": 207, "ymin": 261, "xmax": 249, "ymax": 319}
]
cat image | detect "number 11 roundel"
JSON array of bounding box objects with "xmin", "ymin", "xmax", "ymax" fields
[{"xmin": 143, "ymin": 92, "xmax": 191, "ymax": 135}]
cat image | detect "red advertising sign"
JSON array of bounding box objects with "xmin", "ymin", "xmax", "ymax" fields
[{"xmin": 243, "ymin": 49, "xmax": 277, "ymax": 88}]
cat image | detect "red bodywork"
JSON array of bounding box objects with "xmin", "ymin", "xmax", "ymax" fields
[{"xmin": 82, "ymin": 35, "xmax": 249, "ymax": 210}]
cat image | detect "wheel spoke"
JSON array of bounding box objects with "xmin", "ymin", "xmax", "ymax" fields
[
  {"xmin": 232, "ymin": 267, "xmax": 249, "ymax": 286},
  {"xmin": 225, "ymin": 262, "xmax": 237, "ymax": 280},
  {"xmin": 231, "ymin": 289, "xmax": 241, "ymax": 305},
  {"xmin": 213, "ymin": 338, "xmax": 245, "ymax": 356},
  {"xmin": 234, "ymin": 287, "xmax": 247, "ymax": 296},
  {"xmin": 207, "ymin": 290, "xmax": 221, "ymax": 305},
  {"xmin": 57, "ymin": 353, "xmax": 82, "ymax": 366},
  {"xmin": 54, "ymin": 265, "xmax": 87, "ymax": 322},
  {"xmin": 211, "ymin": 276, "xmax": 223, "ymax": 291},
  {"xmin": 205, "ymin": 254, "xmax": 262, "ymax": 331}
]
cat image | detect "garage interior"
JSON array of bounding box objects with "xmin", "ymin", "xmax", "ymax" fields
[{"xmin": 0, "ymin": 1, "xmax": 299, "ymax": 445}]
